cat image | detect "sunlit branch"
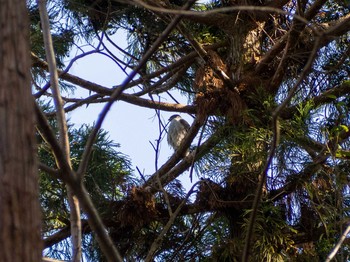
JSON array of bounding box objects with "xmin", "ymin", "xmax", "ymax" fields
[{"xmin": 325, "ymin": 224, "xmax": 350, "ymax": 262}]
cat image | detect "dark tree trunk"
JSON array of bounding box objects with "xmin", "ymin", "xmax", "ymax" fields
[{"xmin": 0, "ymin": 0, "xmax": 42, "ymax": 261}]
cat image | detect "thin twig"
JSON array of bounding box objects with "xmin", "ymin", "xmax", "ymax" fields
[
  {"xmin": 242, "ymin": 37, "xmax": 321, "ymax": 262},
  {"xmin": 144, "ymin": 181, "xmax": 201, "ymax": 261},
  {"xmin": 77, "ymin": 0, "xmax": 198, "ymax": 180},
  {"xmin": 188, "ymin": 117, "xmax": 207, "ymax": 182},
  {"xmin": 131, "ymin": 1, "xmax": 310, "ymax": 26},
  {"xmin": 152, "ymin": 106, "xmax": 173, "ymax": 215}
]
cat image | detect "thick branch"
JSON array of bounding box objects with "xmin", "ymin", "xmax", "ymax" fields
[{"xmin": 145, "ymin": 123, "xmax": 229, "ymax": 188}]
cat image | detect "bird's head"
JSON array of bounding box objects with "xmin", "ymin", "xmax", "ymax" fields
[{"xmin": 168, "ymin": 114, "xmax": 181, "ymax": 121}]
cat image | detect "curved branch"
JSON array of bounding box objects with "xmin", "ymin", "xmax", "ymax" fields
[
  {"xmin": 32, "ymin": 53, "xmax": 197, "ymax": 114},
  {"xmin": 145, "ymin": 122, "xmax": 229, "ymax": 189}
]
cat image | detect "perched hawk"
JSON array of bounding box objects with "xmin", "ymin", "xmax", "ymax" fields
[{"xmin": 167, "ymin": 114, "xmax": 190, "ymax": 153}]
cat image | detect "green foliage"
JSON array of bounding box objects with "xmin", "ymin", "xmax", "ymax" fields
[
  {"xmin": 30, "ymin": 0, "xmax": 350, "ymax": 261},
  {"xmin": 71, "ymin": 125, "xmax": 133, "ymax": 202},
  {"xmin": 28, "ymin": 2, "xmax": 75, "ymax": 68},
  {"xmin": 243, "ymin": 204, "xmax": 297, "ymax": 262},
  {"xmin": 39, "ymin": 123, "xmax": 133, "ymax": 259}
]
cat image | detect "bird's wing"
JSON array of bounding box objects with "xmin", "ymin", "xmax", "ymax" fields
[{"xmin": 180, "ymin": 118, "xmax": 190, "ymax": 130}]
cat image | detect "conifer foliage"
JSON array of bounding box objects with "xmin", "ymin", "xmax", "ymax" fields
[{"xmin": 26, "ymin": 0, "xmax": 350, "ymax": 261}]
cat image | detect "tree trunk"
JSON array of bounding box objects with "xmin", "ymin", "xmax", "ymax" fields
[{"xmin": 0, "ymin": 0, "xmax": 42, "ymax": 261}]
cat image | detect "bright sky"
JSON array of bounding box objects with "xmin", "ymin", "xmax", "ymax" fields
[{"xmin": 66, "ymin": 32, "xmax": 195, "ymax": 188}]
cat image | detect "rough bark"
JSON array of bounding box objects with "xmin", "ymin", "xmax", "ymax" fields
[{"xmin": 0, "ymin": 0, "xmax": 42, "ymax": 261}]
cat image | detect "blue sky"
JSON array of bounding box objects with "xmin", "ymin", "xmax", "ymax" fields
[{"xmin": 66, "ymin": 32, "xmax": 194, "ymax": 187}]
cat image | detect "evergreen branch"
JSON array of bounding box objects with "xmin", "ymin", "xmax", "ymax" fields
[
  {"xmin": 145, "ymin": 181, "xmax": 201, "ymax": 261},
  {"xmin": 242, "ymin": 35, "xmax": 321, "ymax": 262},
  {"xmin": 270, "ymin": 125, "xmax": 350, "ymax": 201},
  {"xmin": 280, "ymin": 81, "xmax": 350, "ymax": 120},
  {"xmin": 35, "ymin": 105, "xmax": 124, "ymax": 262}
]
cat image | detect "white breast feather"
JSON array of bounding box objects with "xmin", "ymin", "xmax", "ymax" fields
[{"xmin": 167, "ymin": 118, "xmax": 188, "ymax": 150}]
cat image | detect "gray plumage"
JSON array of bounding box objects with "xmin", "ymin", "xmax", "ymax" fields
[{"xmin": 167, "ymin": 114, "xmax": 190, "ymax": 152}]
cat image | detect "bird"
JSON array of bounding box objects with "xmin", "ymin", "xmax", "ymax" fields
[{"xmin": 167, "ymin": 114, "xmax": 190, "ymax": 154}]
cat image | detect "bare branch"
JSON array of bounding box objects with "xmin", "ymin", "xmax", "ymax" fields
[
  {"xmin": 76, "ymin": 0, "xmax": 198, "ymax": 181},
  {"xmin": 37, "ymin": 1, "xmax": 82, "ymax": 260},
  {"xmin": 325, "ymin": 224, "xmax": 350, "ymax": 262}
]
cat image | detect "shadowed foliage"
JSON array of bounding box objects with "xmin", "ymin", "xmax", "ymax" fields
[{"xmin": 29, "ymin": 0, "xmax": 350, "ymax": 261}]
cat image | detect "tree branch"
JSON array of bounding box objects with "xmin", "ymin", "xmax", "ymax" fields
[
  {"xmin": 37, "ymin": 1, "xmax": 82, "ymax": 260},
  {"xmin": 242, "ymin": 35, "xmax": 321, "ymax": 262},
  {"xmin": 281, "ymin": 81, "xmax": 350, "ymax": 120},
  {"xmin": 35, "ymin": 103, "xmax": 123, "ymax": 262},
  {"xmin": 325, "ymin": 224, "xmax": 350, "ymax": 262},
  {"xmin": 145, "ymin": 181, "xmax": 201, "ymax": 261},
  {"xmin": 76, "ymin": 0, "xmax": 198, "ymax": 181}
]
